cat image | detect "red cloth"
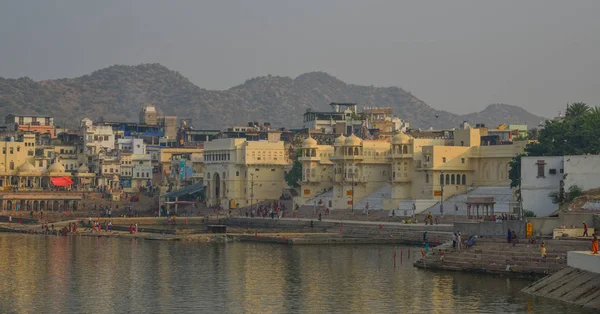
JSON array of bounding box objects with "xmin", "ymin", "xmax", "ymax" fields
[{"xmin": 50, "ymin": 177, "xmax": 73, "ymax": 186}]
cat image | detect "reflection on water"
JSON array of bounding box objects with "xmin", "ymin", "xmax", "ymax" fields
[{"xmin": 0, "ymin": 234, "xmax": 593, "ymax": 313}]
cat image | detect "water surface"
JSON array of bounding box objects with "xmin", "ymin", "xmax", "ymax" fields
[{"xmin": 0, "ymin": 234, "xmax": 591, "ymax": 313}]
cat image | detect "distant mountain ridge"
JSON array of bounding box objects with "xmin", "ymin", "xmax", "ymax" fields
[{"xmin": 0, "ymin": 63, "xmax": 546, "ymax": 130}]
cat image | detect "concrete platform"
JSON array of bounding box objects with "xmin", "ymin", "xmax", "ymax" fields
[{"xmin": 568, "ymin": 251, "xmax": 600, "ymax": 274}]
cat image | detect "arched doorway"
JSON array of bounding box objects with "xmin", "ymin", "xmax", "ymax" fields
[{"xmin": 213, "ymin": 172, "xmax": 220, "ymax": 200}]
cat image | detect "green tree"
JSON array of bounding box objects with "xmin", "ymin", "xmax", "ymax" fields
[
  {"xmin": 564, "ymin": 102, "xmax": 590, "ymax": 118},
  {"xmin": 285, "ymin": 159, "xmax": 302, "ymax": 188}
]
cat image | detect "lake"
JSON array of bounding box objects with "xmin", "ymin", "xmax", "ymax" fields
[{"xmin": 0, "ymin": 234, "xmax": 592, "ymax": 313}]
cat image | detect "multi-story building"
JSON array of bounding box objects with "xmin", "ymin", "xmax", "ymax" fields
[
  {"xmin": 81, "ymin": 119, "xmax": 115, "ymax": 156},
  {"xmin": 298, "ymin": 127, "xmax": 526, "ymax": 212},
  {"xmin": 303, "ymin": 103, "xmax": 364, "ymax": 135},
  {"xmin": 5, "ymin": 114, "xmax": 55, "ymax": 138},
  {"xmin": 204, "ymin": 138, "xmax": 289, "ymax": 209}
]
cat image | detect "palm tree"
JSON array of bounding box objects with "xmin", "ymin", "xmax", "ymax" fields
[{"xmin": 565, "ymin": 102, "xmax": 590, "ymax": 118}]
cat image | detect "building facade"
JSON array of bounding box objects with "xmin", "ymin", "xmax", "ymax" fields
[
  {"xmin": 204, "ymin": 138, "xmax": 289, "ymax": 209},
  {"xmin": 299, "ymin": 127, "xmax": 526, "ymax": 212}
]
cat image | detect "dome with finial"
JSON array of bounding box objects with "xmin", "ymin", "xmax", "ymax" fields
[
  {"xmin": 302, "ymin": 135, "xmax": 318, "ymax": 147},
  {"xmin": 392, "ymin": 131, "xmax": 413, "ymax": 144},
  {"xmin": 18, "ymin": 161, "xmax": 38, "ymax": 173},
  {"xmin": 345, "ymin": 134, "xmax": 363, "ymax": 146},
  {"xmin": 112, "ymin": 174, "xmax": 119, "ymax": 181},
  {"xmin": 47, "ymin": 162, "xmax": 66, "ymax": 174},
  {"xmin": 334, "ymin": 134, "xmax": 346, "ymax": 146},
  {"xmin": 77, "ymin": 164, "xmax": 90, "ymax": 173}
]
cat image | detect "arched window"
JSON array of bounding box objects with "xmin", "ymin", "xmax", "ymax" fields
[
  {"xmin": 462, "ymin": 174, "xmax": 467, "ymax": 185},
  {"xmin": 451, "ymin": 174, "xmax": 455, "ymax": 185},
  {"xmin": 445, "ymin": 174, "xmax": 450, "ymax": 185},
  {"xmin": 439, "ymin": 173, "xmax": 444, "ymax": 185},
  {"xmin": 146, "ymin": 172, "xmax": 149, "ymax": 178},
  {"xmin": 403, "ymin": 145, "xmax": 408, "ymax": 154},
  {"xmin": 311, "ymin": 149, "xmax": 316, "ymax": 157},
  {"xmin": 354, "ymin": 147, "xmax": 359, "ymax": 156}
]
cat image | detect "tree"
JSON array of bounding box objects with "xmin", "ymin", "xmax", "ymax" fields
[
  {"xmin": 285, "ymin": 159, "xmax": 302, "ymax": 188},
  {"xmin": 527, "ymin": 128, "xmax": 539, "ymax": 140},
  {"xmin": 564, "ymin": 102, "xmax": 590, "ymax": 119},
  {"xmin": 508, "ymin": 154, "xmax": 525, "ymax": 204}
]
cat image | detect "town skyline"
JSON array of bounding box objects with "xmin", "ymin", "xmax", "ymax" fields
[{"xmin": 2, "ymin": 1, "xmax": 600, "ymax": 118}]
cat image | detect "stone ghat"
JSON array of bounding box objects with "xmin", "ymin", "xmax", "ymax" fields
[
  {"xmin": 414, "ymin": 238, "xmax": 590, "ymax": 278},
  {"xmin": 523, "ymin": 266, "xmax": 600, "ymax": 310}
]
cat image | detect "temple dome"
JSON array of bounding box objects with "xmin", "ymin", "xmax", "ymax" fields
[
  {"xmin": 47, "ymin": 162, "xmax": 66, "ymax": 173},
  {"xmin": 302, "ymin": 135, "xmax": 318, "ymax": 147},
  {"xmin": 334, "ymin": 134, "xmax": 346, "ymax": 146},
  {"xmin": 18, "ymin": 162, "xmax": 36, "ymax": 173},
  {"xmin": 77, "ymin": 164, "xmax": 90, "ymax": 173},
  {"xmin": 392, "ymin": 132, "xmax": 412, "ymax": 144},
  {"xmin": 345, "ymin": 134, "xmax": 362, "ymax": 146}
]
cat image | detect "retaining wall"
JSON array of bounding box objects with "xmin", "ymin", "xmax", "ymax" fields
[{"xmin": 454, "ymin": 220, "xmax": 526, "ymax": 237}]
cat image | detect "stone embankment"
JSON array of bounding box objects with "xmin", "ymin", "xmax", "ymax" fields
[
  {"xmin": 414, "ymin": 238, "xmax": 590, "ymax": 278},
  {"xmin": 523, "ymin": 266, "xmax": 600, "ymax": 310}
]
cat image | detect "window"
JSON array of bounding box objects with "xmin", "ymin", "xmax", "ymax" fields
[
  {"xmin": 425, "ymin": 173, "xmax": 429, "ymax": 183},
  {"xmin": 16, "ymin": 147, "xmax": 20, "ymax": 152},
  {"xmin": 9, "ymin": 161, "xmax": 14, "ymax": 170},
  {"xmin": 136, "ymin": 173, "xmax": 139, "ymax": 177},
  {"xmin": 146, "ymin": 172, "xmax": 149, "ymax": 178},
  {"xmin": 9, "ymin": 147, "xmax": 13, "ymax": 154},
  {"xmin": 28, "ymin": 150, "xmax": 34, "ymax": 156},
  {"xmin": 460, "ymin": 141, "xmax": 464, "ymax": 146},
  {"xmin": 461, "ymin": 158, "xmax": 465, "ymax": 164},
  {"xmin": 445, "ymin": 174, "xmax": 450, "ymax": 185},
  {"xmin": 549, "ymin": 169, "xmax": 557, "ymax": 175},
  {"xmin": 451, "ymin": 174, "xmax": 455, "ymax": 185},
  {"xmin": 110, "ymin": 168, "xmax": 113, "ymax": 173},
  {"xmin": 271, "ymin": 168, "xmax": 275, "ymax": 172},
  {"xmin": 462, "ymin": 174, "xmax": 467, "ymax": 185},
  {"xmin": 236, "ymin": 171, "xmax": 239, "ymax": 177},
  {"xmin": 2, "ymin": 148, "xmax": 4, "ymax": 154},
  {"xmin": 442, "ymin": 157, "xmax": 446, "ymax": 163},
  {"xmin": 39, "ymin": 161, "xmax": 43, "ymax": 167},
  {"xmin": 560, "ymin": 168, "xmax": 564, "ymax": 174},
  {"xmin": 536, "ymin": 160, "xmax": 546, "ymax": 177}
]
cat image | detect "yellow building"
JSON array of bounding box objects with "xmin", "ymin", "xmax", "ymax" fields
[
  {"xmin": 299, "ymin": 127, "xmax": 526, "ymax": 212},
  {"xmin": 204, "ymin": 138, "xmax": 289, "ymax": 209}
]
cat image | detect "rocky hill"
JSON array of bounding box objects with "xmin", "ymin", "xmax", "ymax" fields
[{"xmin": 0, "ymin": 63, "xmax": 546, "ymax": 129}]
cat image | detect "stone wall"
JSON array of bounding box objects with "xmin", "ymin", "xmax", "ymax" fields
[{"xmin": 454, "ymin": 220, "xmax": 526, "ymax": 237}]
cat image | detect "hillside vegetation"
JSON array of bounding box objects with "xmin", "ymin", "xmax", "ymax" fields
[{"xmin": 0, "ymin": 63, "xmax": 545, "ymax": 129}]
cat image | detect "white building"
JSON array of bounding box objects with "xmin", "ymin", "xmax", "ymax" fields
[
  {"xmin": 521, "ymin": 155, "xmax": 600, "ymax": 216},
  {"xmin": 521, "ymin": 156, "xmax": 564, "ymax": 217},
  {"xmin": 131, "ymin": 139, "xmax": 152, "ymax": 189},
  {"xmin": 81, "ymin": 119, "xmax": 115, "ymax": 155}
]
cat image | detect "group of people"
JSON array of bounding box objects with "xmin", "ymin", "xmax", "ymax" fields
[
  {"xmin": 88, "ymin": 218, "xmax": 113, "ymax": 232},
  {"xmin": 424, "ymin": 212, "xmax": 438, "ymax": 225}
]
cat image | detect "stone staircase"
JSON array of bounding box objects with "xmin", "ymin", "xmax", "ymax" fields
[
  {"xmin": 425, "ymin": 186, "xmax": 515, "ymax": 215},
  {"xmin": 415, "ymin": 237, "xmax": 591, "ymax": 276},
  {"xmin": 355, "ymin": 183, "xmax": 391, "ymax": 211}
]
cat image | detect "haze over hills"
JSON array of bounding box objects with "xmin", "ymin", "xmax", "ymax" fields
[{"xmin": 0, "ymin": 63, "xmax": 546, "ymax": 130}]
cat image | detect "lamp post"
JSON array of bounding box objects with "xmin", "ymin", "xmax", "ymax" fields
[{"xmin": 440, "ymin": 171, "xmax": 444, "ymax": 216}]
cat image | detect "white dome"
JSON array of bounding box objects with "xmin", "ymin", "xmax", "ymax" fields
[
  {"xmin": 18, "ymin": 161, "xmax": 35, "ymax": 172},
  {"xmin": 77, "ymin": 164, "xmax": 90, "ymax": 173},
  {"xmin": 345, "ymin": 134, "xmax": 362, "ymax": 146},
  {"xmin": 334, "ymin": 134, "xmax": 346, "ymax": 146},
  {"xmin": 392, "ymin": 132, "xmax": 412, "ymax": 144},
  {"xmin": 47, "ymin": 162, "xmax": 66, "ymax": 173},
  {"xmin": 302, "ymin": 135, "xmax": 318, "ymax": 147}
]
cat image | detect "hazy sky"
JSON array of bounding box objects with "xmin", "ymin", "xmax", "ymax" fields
[{"xmin": 1, "ymin": 0, "xmax": 599, "ymax": 117}]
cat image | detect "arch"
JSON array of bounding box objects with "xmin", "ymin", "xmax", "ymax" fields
[
  {"xmin": 311, "ymin": 149, "xmax": 316, "ymax": 157},
  {"xmin": 497, "ymin": 162, "xmax": 505, "ymax": 180},
  {"xmin": 482, "ymin": 162, "xmax": 489, "ymax": 181},
  {"xmin": 354, "ymin": 147, "xmax": 359, "ymax": 156},
  {"xmin": 402, "ymin": 145, "xmax": 408, "ymax": 154},
  {"xmin": 439, "ymin": 173, "xmax": 444, "ymax": 185},
  {"xmin": 445, "ymin": 174, "xmax": 450, "ymax": 185},
  {"xmin": 213, "ymin": 172, "xmax": 221, "ymax": 200},
  {"xmin": 451, "ymin": 174, "xmax": 455, "ymax": 185},
  {"xmin": 462, "ymin": 174, "xmax": 467, "ymax": 185}
]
